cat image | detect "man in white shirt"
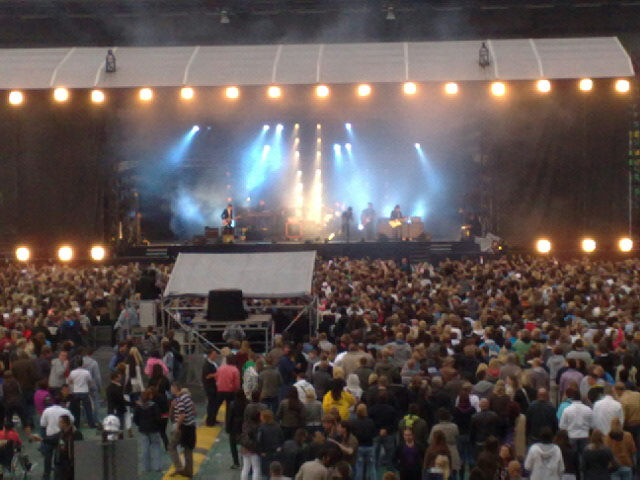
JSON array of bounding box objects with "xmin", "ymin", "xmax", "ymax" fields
[
  {"xmin": 67, "ymin": 358, "xmax": 96, "ymax": 429},
  {"xmin": 293, "ymin": 371, "xmax": 316, "ymax": 404},
  {"xmin": 592, "ymin": 386, "xmax": 624, "ymax": 435},
  {"xmin": 559, "ymin": 390, "xmax": 592, "ymax": 455},
  {"xmin": 40, "ymin": 396, "xmax": 74, "ymax": 480},
  {"xmin": 82, "ymin": 347, "xmax": 102, "ymax": 424}
]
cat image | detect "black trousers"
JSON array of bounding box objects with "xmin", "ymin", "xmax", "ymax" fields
[
  {"xmin": 210, "ymin": 392, "xmax": 234, "ymax": 425},
  {"xmin": 229, "ymin": 431, "xmax": 240, "ymax": 466}
]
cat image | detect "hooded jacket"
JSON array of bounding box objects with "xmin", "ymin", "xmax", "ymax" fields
[{"xmin": 524, "ymin": 442, "xmax": 564, "ymax": 480}]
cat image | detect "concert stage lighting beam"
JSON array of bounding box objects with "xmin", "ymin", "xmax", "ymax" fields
[
  {"xmin": 91, "ymin": 90, "xmax": 105, "ymax": 103},
  {"xmin": 537, "ymin": 80, "xmax": 551, "ymax": 93},
  {"xmin": 15, "ymin": 247, "xmax": 30, "ymax": 262},
  {"xmin": 357, "ymin": 84, "xmax": 371, "ymax": 97},
  {"xmin": 619, "ymin": 237, "xmax": 633, "ymax": 252},
  {"xmin": 53, "ymin": 88, "xmax": 69, "ymax": 102},
  {"xmin": 536, "ymin": 239, "xmax": 551, "ymax": 254},
  {"xmin": 579, "ymin": 79, "xmax": 593, "ymax": 92},
  {"xmin": 90, "ymin": 245, "xmax": 106, "ymax": 261},
  {"xmin": 316, "ymin": 85, "xmax": 330, "ymax": 98},
  {"xmin": 616, "ymin": 79, "xmax": 631, "ymax": 93},
  {"xmin": 180, "ymin": 87, "xmax": 194, "ymax": 100},
  {"xmin": 444, "ymin": 83, "xmax": 459, "ymax": 95},
  {"xmin": 491, "ymin": 82, "xmax": 506, "ymax": 97},
  {"xmin": 139, "ymin": 88, "xmax": 153, "ymax": 101},
  {"xmin": 8, "ymin": 91, "xmax": 23, "ymax": 105},
  {"xmin": 581, "ymin": 238, "xmax": 596, "ymax": 253},
  {"xmin": 226, "ymin": 87, "xmax": 239, "ymax": 99},
  {"xmin": 267, "ymin": 86, "xmax": 281, "ymax": 98},
  {"xmin": 58, "ymin": 246, "xmax": 74, "ymax": 262},
  {"xmin": 403, "ymin": 82, "xmax": 417, "ymax": 95}
]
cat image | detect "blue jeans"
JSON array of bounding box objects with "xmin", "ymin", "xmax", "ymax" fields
[
  {"xmin": 611, "ymin": 466, "xmax": 633, "ymax": 480},
  {"xmin": 71, "ymin": 392, "xmax": 95, "ymax": 428},
  {"xmin": 356, "ymin": 445, "xmax": 377, "ymax": 480},
  {"xmin": 140, "ymin": 432, "xmax": 162, "ymax": 472},
  {"xmin": 90, "ymin": 387, "xmax": 102, "ymax": 423},
  {"xmin": 457, "ymin": 434, "xmax": 474, "ymax": 472},
  {"xmin": 374, "ymin": 434, "xmax": 396, "ymax": 468}
]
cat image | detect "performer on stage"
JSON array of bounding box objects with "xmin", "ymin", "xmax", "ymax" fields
[
  {"xmin": 361, "ymin": 202, "xmax": 377, "ymax": 241},
  {"xmin": 390, "ymin": 205, "xmax": 404, "ymax": 240},
  {"xmin": 341, "ymin": 207, "xmax": 354, "ymax": 243},
  {"xmin": 221, "ymin": 203, "xmax": 234, "ymax": 235},
  {"xmin": 390, "ymin": 205, "xmax": 403, "ymax": 220}
]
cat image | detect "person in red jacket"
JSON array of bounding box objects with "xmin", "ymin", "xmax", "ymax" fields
[{"xmin": 211, "ymin": 355, "xmax": 241, "ymax": 425}]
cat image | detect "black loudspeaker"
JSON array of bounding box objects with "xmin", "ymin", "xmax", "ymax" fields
[{"xmin": 206, "ymin": 289, "xmax": 247, "ymax": 321}]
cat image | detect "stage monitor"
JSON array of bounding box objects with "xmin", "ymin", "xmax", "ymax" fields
[{"xmin": 206, "ymin": 289, "xmax": 247, "ymax": 321}]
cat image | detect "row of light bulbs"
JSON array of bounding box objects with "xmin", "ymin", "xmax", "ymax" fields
[
  {"xmin": 4, "ymin": 78, "xmax": 632, "ymax": 105},
  {"xmin": 535, "ymin": 237, "xmax": 634, "ymax": 254},
  {"xmin": 15, "ymin": 245, "xmax": 107, "ymax": 262}
]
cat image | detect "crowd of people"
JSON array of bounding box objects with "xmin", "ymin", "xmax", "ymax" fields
[{"xmin": 2, "ymin": 256, "xmax": 640, "ymax": 480}]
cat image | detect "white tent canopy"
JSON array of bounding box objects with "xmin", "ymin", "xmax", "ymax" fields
[{"xmin": 163, "ymin": 251, "xmax": 316, "ymax": 298}]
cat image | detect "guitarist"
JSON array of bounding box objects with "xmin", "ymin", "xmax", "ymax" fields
[
  {"xmin": 361, "ymin": 202, "xmax": 377, "ymax": 241},
  {"xmin": 390, "ymin": 205, "xmax": 404, "ymax": 240},
  {"xmin": 221, "ymin": 203, "xmax": 234, "ymax": 235}
]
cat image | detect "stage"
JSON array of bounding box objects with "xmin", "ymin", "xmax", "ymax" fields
[{"xmin": 122, "ymin": 239, "xmax": 482, "ymax": 262}]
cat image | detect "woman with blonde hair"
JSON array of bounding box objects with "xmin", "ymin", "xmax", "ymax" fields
[{"xmin": 604, "ymin": 418, "xmax": 636, "ymax": 480}]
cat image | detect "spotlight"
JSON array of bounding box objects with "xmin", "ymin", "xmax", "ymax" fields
[
  {"xmin": 105, "ymin": 49, "xmax": 116, "ymax": 73},
  {"xmin": 57, "ymin": 245, "xmax": 74, "ymax": 262},
  {"xmin": 333, "ymin": 144, "xmax": 341, "ymax": 152},
  {"xmin": 403, "ymin": 82, "xmax": 417, "ymax": 95},
  {"xmin": 536, "ymin": 79, "xmax": 551, "ymax": 93},
  {"xmin": 345, "ymin": 123, "xmax": 352, "ymax": 131},
  {"xmin": 91, "ymin": 90, "xmax": 105, "ymax": 103},
  {"xmin": 414, "ymin": 143, "xmax": 421, "ymax": 149},
  {"xmin": 225, "ymin": 86, "xmax": 239, "ymax": 99},
  {"xmin": 491, "ymin": 82, "xmax": 506, "ymax": 97},
  {"xmin": 345, "ymin": 143, "xmax": 352, "ymax": 152},
  {"xmin": 53, "ymin": 88, "xmax": 69, "ymax": 102},
  {"xmin": 328, "ymin": 232, "xmax": 336, "ymax": 241},
  {"xmin": 267, "ymin": 86, "xmax": 281, "ymax": 98},
  {"xmin": 294, "ymin": 123, "xmax": 300, "ymax": 129},
  {"xmin": 276, "ymin": 124, "xmax": 284, "ymax": 133},
  {"xmin": 535, "ymin": 239, "xmax": 551, "ymax": 254},
  {"xmin": 263, "ymin": 125, "xmax": 270, "ymax": 132},
  {"xmin": 357, "ymin": 84, "xmax": 371, "ymax": 97},
  {"xmin": 444, "ymin": 83, "xmax": 459, "ymax": 95},
  {"xmin": 579, "ymin": 78, "xmax": 593, "ymax": 92},
  {"xmin": 15, "ymin": 247, "xmax": 30, "ymax": 262},
  {"xmin": 139, "ymin": 88, "xmax": 153, "ymax": 101},
  {"xmin": 316, "ymin": 85, "xmax": 330, "ymax": 97},
  {"xmin": 581, "ymin": 238, "xmax": 596, "ymax": 253},
  {"xmin": 220, "ymin": 8, "xmax": 230, "ymax": 24},
  {"xmin": 180, "ymin": 87, "xmax": 194, "ymax": 100},
  {"xmin": 616, "ymin": 79, "xmax": 631, "ymax": 93},
  {"xmin": 317, "ymin": 124, "xmax": 322, "ymax": 130},
  {"xmin": 8, "ymin": 91, "xmax": 23, "ymax": 105},
  {"xmin": 619, "ymin": 237, "xmax": 633, "ymax": 252},
  {"xmin": 90, "ymin": 245, "xmax": 106, "ymax": 261},
  {"xmin": 386, "ymin": 5, "xmax": 396, "ymax": 21},
  {"xmin": 191, "ymin": 125, "xmax": 200, "ymax": 133}
]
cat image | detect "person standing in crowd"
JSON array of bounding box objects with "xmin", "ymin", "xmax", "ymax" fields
[
  {"xmin": 322, "ymin": 380, "xmax": 355, "ymax": 422},
  {"xmin": 524, "ymin": 427, "xmax": 564, "ymax": 480},
  {"xmin": 259, "ymin": 355, "xmax": 283, "ymax": 414},
  {"xmin": 429, "ymin": 408, "xmax": 461, "ymax": 480},
  {"xmin": 352, "ymin": 403, "xmax": 377, "ymax": 480},
  {"xmin": 554, "ymin": 429, "xmax": 579, "ymax": 480},
  {"xmin": 559, "ymin": 389, "xmax": 592, "ymax": 456},
  {"xmin": 394, "ymin": 427, "xmax": 425, "ymax": 480},
  {"xmin": 148, "ymin": 363, "xmax": 171, "ymax": 450},
  {"xmin": 604, "ymin": 418, "xmax": 636, "ymax": 480},
  {"xmin": 53, "ymin": 414, "xmax": 83, "ymax": 480},
  {"xmin": 592, "ymin": 385, "xmax": 624, "ymax": 435},
  {"xmin": 81, "ymin": 348, "xmax": 102, "ymax": 426},
  {"xmin": 213, "ymin": 354, "xmax": 241, "ymax": 425},
  {"xmin": 48, "ymin": 351, "xmax": 69, "ymax": 397},
  {"xmin": 526, "ymin": 389, "xmax": 558, "ymax": 444},
  {"xmin": 581, "ymin": 430, "xmax": 616, "ymax": 480},
  {"xmin": 295, "ymin": 448, "xmax": 334, "ymax": 480},
  {"xmin": 12, "ymin": 350, "xmax": 38, "ymax": 435},
  {"xmin": 227, "ymin": 390, "xmax": 247, "ymax": 470},
  {"xmin": 106, "ymin": 371, "xmax": 128, "ymax": 430},
  {"xmin": 67, "ymin": 357, "xmax": 96, "ymax": 430},
  {"xmin": 279, "ymin": 428, "xmax": 308, "ymax": 479},
  {"xmin": 40, "ymin": 395, "xmax": 74, "ymax": 480},
  {"xmin": 276, "ymin": 386, "xmax": 305, "ymax": 441},
  {"xmin": 256, "ymin": 409, "xmax": 284, "ymax": 475},
  {"xmin": 133, "ymin": 388, "xmax": 163, "ymax": 473},
  {"xmin": 202, "ymin": 349, "xmax": 219, "ymax": 427},
  {"xmin": 168, "ymin": 382, "xmax": 197, "ymax": 478},
  {"xmin": 240, "ymin": 410, "xmax": 261, "ymax": 480}
]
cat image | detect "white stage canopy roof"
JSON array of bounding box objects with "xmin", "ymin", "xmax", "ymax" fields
[
  {"xmin": 164, "ymin": 251, "xmax": 317, "ymax": 298},
  {"xmin": 0, "ymin": 37, "xmax": 633, "ymax": 89}
]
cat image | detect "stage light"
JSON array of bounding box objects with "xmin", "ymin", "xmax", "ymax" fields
[
  {"xmin": 263, "ymin": 125, "xmax": 270, "ymax": 132},
  {"xmin": 294, "ymin": 137, "xmax": 300, "ymax": 144},
  {"xmin": 328, "ymin": 232, "xmax": 336, "ymax": 241},
  {"xmin": 191, "ymin": 125, "xmax": 200, "ymax": 133},
  {"xmin": 444, "ymin": 83, "xmax": 459, "ymax": 95},
  {"xmin": 334, "ymin": 144, "xmax": 341, "ymax": 153},
  {"xmin": 579, "ymin": 78, "xmax": 593, "ymax": 92},
  {"xmin": 225, "ymin": 86, "xmax": 239, "ymax": 99},
  {"xmin": 317, "ymin": 138, "xmax": 321, "ymax": 144},
  {"xmin": 357, "ymin": 84, "xmax": 371, "ymax": 97},
  {"xmin": 403, "ymin": 82, "xmax": 417, "ymax": 95},
  {"xmin": 619, "ymin": 237, "xmax": 633, "ymax": 252},
  {"xmin": 345, "ymin": 143, "xmax": 352, "ymax": 152},
  {"xmin": 57, "ymin": 246, "xmax": 74, "ymax": 262},
  {"xmin": 581, "ymin": 238, "xmax": 596, "ymax": 253},
  {"xmin": 491, "ymin": 82, "xmax": 506, "ymax": 97},
  {"xmin": 294, "ymin": 123, "xmax": 299, "ymax": 129},
  {"xmin": 414, "ymin": 143, "xmax": 421, "ymax": 149},
  {"xmin": 15, "ymin": 247, "xmax": 30, "ymax": 262},
  {"xmin": 535, "ymin": 239, "xmax": 551, "ymax": 254},
  {"xmin": 90, "ymin": 245, "xmax": 106, "ymax": 261},
  {"xmin": 180, "ymin": 87, "xmax": 194, "ymax": 100},
  {"xmin": 139, "ymin": 88, "xmax": 153, "ymax": 101},
  {"xmin": 317, "ymin": 124, "xmax": 322, "ymax": 130},
  {"xmin": 53, "ymin": 87, "xmax": 69, "ymax": 102},
  {"xmin": 8, "ymin": 91, "xmax": 23, "ymax": 105},
  {"xmin": 316, "ymin": 85, "xmax": 330, "ymax": 97},
  {"xmin": 536, "ymin": 80, "xmax": 551, "ymax": 93},
  {"xmin": 276, "ymin": 124, "xmax": 284, "ymax": 132},
  {"xmin": 345, "ymin": 123, "xmax": 352, "ymax": 131},
  {"xmin": 91, "ymin": 90, "xmax": 105, "ymax": 103},
  {"xmin": 267, "ymin": 86, "xmax": 281, "ymax": 98},
  {"xmin": 358, "ymin": 224, "xmax": 364, "ymax": 231},
  {"xmin": 616, "ymin": 79, "xmax": 631, "ymax": 93}
]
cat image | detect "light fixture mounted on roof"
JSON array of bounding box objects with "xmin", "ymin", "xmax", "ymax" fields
[
  {"xmin": 220, "ymin": 8, "xmax": 230, "ymax": 24},
  {"xmin": 479, "ymin": 42, "xmax": 491, "ymax": 69},
  {"xmin": 105, "ymin": 49, "xmax": 116, "ymax": 73},
  {"xmin": 386, "ymin": 5, "xmax": 396, "ymax": 21}
]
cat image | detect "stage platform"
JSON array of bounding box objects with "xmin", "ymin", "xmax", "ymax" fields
[{"xmin": 122, "ymin": 240, "xmax": 482, "ymax": 262}]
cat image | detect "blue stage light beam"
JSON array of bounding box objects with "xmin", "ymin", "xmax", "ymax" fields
[
  {"xmin": 345, "ymin": 123, "xmax": 352, "ymax": 132},
  {"xmin": 244, "ymin": 126, "xmax": 271, "ymax": 194},
  {"xmin": 166, "ymin": 126, "xmax": 200, "ymax": 165}
]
